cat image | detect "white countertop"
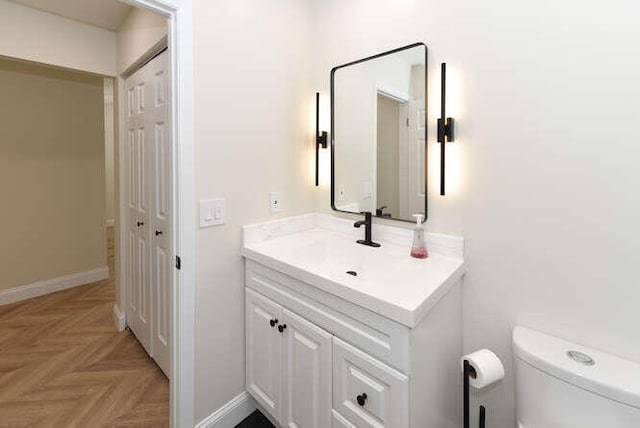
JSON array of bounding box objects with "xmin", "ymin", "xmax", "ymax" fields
[{"xmin": 242, "ymin": 214, "xmax": 465, "ymax": 328}]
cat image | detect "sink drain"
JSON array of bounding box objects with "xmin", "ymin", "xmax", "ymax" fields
[{"xmin": 346, "ymin": 270, "xmax": 357, "ymax": 276}]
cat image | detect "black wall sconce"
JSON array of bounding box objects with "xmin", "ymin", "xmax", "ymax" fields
[
  {"xmin": 315, "ymin": 92, "xmax": 328, "ymax": 186},
  {"xmin": 437, "ymin": 62, "xmax": 455, "ymax": 196}
]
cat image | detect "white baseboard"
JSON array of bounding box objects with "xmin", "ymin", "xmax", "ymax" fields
[
  {"xmin": 0, "ymin": 266, "xmax": 110, "ymax": 306},
  {"xmin": 106, "ymin": 219, "xmax": 115, "ymax": 227},
  {"xmin": 195, "ymin": 391, "xmax": 257, "ymax": 428},
  {"xmin": 113, "ymin": 304, "xmax": 126, "ymax": 331}
]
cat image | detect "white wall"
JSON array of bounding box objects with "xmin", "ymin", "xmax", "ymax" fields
[
  {"xmin": 116, "ymin": 8, "xmax": 167, "ymax": 75},
  {"xmin": 0, "ymin": 0, "xmax": 116, "ymax": 76},
  {"xmin": 192, "ymin": 0, "xmax": 314, "ymax": 421},
  {"xmin": 310, "ymin": 0, "xmax": 640, "ymax": 426}
]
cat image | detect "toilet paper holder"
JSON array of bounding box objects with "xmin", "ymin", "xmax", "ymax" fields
[{"xmin": 464, "ymin": 359, "xmax": 486, "ymax": 428}]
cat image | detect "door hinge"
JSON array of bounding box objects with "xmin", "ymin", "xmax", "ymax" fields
[{"xmin": 175, "ymin": 256, "xmax": 181, "ymax": 270}]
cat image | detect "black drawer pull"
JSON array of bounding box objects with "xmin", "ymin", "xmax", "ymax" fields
[{"xmin": 356, "ymin": 393, "xmax": 367, "ymax": 406}]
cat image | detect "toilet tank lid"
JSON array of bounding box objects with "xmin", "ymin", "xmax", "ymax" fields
[{"xmin": 513, "ymin": 326, "xmax": 640, "ymax": 409}]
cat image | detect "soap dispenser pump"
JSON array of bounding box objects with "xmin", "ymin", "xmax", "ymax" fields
[{"xmin": 410, "ymin": 214, "xmax": 428, "ymax": 259}]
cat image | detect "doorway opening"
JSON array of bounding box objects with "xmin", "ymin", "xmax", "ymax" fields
[
  {"xmin": 0, "ymin": 54, "xmax": 169, "ymax": 426},
  {"xmin": 0, "ymin": 0, "xmax": 195, "ymax": 426}
]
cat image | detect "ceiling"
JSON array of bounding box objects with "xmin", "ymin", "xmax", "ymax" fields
[{"xmin": 9, "ymin": 0, "xmax": 133, "ymax": 31}]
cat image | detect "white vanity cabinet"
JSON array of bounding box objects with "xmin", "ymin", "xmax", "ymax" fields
[
  {"xmin": 245, "ymin": 259, "xmax": 463, "ymax": 428},
  {"xmin": 246, "ymin": 288, "xmax": 332, "ymax": 428}
]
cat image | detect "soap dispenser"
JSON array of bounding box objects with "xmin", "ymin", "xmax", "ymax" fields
[{"xmin": 410, "ymin": 214, "xmax": 428, "ymax": 259}]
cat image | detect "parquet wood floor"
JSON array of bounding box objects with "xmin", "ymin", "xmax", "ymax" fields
[{"xmin": 0, "ymin": 227, "xmax": 169, "ymax": 428}]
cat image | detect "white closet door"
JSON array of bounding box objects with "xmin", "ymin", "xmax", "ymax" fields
[
  {"xmin": 125, "ymin": 64, "xmax": 151, "ymax": 354},
  {"xmin": 124, "ymin": 50, "xmax": 172, "ymax": 377},
  {"xmin": 147, "ymin": 51, "xmax": 172, "ymax": 378},
  {"xmin": 407, "ymin": 97, "xmax": 426, "ymax": 216}
]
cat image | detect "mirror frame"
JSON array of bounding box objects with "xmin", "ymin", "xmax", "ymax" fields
[{"xmin": 330, "ymin": 42, "xmax": 428, "ymax": 222}]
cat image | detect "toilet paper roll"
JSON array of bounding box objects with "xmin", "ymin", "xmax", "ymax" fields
[{"xmin": 461, "ymin": 349, "xmax": 505, "ymax": 389}]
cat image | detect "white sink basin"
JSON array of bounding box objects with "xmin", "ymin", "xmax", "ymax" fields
[
  {"xmin": 269, "ymin": 230, "xmax": 405, "ymax": 278},
  {"xmin": 242, "ymin": 214, "xmax": 464, "ymax": 327}
]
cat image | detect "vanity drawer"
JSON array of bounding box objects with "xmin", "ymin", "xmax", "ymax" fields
[
  {"xmin": 245, "ymin": 260, "xmax": 410, "ymax": 372},
  {"xmin": 333, "ymin": 337, "xmax": 408, "ymax": 428}
]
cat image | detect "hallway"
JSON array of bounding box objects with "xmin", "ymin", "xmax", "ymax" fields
[{"xmin": 0, "ymin": 228, "xmax": 169, "ymax": 427}]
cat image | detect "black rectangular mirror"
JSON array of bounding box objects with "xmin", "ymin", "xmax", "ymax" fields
[{"xmin": 331, "ymin": 43, "xmax": 428, "ymax": 222}]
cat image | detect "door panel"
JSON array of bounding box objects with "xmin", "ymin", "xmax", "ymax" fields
[
  {"xmin": 128, "ymin": 231, "xmax": 137, "ymax": 312},
  {"xmin": 137, "ymin": 127, "xmax": 147, "ymax": 214},
  {"xmin": 407, "ymin": 98, "xmax": 425, "ymax": 216},
  {"xmin": 137, "ymin": 235, "xmax": 148, "ymax": 323},
  {"xmin": 246, "ymin": 289, "xmax": 282, "ymax": 422},
  {"xmin": 147, "ymin": 51, "xmax": 172, "ymax": 377},
  {"xmin": 125, "ymin": 64, "xmax": 151, "ymax": 354},
  {"xmin": 128, "ymin": 130, "xmax": 136, "ymax": 208},
  {"xmin": 282, "ymin": 308, "xmax": 332, "ymax": 428}
]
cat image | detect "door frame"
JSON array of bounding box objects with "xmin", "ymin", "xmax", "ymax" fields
[
  {"xmin": 372, "ymin": 83, "xmax": 410, "ymax": 217},
  {"xmin": 117, "ymin": 1, "xmax": 195, "ymax": 427}
]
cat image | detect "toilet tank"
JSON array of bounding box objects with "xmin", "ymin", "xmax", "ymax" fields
[{"xmin": 513, "ymin": 326, "xmax": 640, "ymax": 428}]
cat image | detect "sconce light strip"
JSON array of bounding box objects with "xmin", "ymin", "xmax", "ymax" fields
[
  {"xmin": 440, "ymin": 63, "xmax": 446, "ymax": 196},
  {"xmin": 437, "ymin": 63, "xmax": 455, "ymax": 196},
  {"xmin": 315, "ymin": 92, "xmax": 328, "ymax": 186}
]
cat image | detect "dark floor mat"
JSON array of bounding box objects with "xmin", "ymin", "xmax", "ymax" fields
[{"xmin": 235, "ymin": 410, "xmax": 275, "ymax": 428}]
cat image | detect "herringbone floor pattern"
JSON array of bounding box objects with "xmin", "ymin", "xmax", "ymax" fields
[{"xmin": 0, "ymin": 228, "xmax": 169, "ymax": 427}]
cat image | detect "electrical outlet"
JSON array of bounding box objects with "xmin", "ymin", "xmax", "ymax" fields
[
  {"xmin": 270, "ymin": 191, "xmax": 282, "ymax": 213},
  {"xmin": 338, "ymin": 185, "xmax": 346, "ymax": 201}
]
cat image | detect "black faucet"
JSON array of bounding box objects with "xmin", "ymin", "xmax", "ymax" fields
[
  {"xmin": 376, "ymin": 205, "xmax": 391, "ymax": 218},
  {"xmin": 354, "ymin": 212, "xmax": 381, "ymax": 247}
]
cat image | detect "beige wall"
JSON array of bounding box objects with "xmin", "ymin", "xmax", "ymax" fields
[
  {"xmin": 116, "ymin": 8, "xmax": 167, "ymax": 75},
  {"xmin": 192, "ymin": 0, "xmax": 314, "ymax": 421},
  {"xmin": 0, "ymin": 0, "xmax": 116, "ymax": 76},
  {"xmin": 0, "ymin": 58, "xmax": 107, "ymax": 290}
]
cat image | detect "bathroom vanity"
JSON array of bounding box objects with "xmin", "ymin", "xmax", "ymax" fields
[{"xmin": 242, "ymin": 214, "xmax": 464, "ymax": 428}]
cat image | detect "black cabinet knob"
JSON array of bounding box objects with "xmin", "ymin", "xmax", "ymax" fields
[
  {"xmin": 155, "ymin": 230, "xmax": 163, "ymax": 236},
  {"xmin": 356, "ymin": 393, "xmax": 367, "ymax": 406},
  {"xmin": 136, "ymin": 221, "xmax": 144, "ymax": 227},
  {"xmin": 278, "ymin": 324, "xmax": 287, "ymax": 333},
  {"xmin": 269, "ymin": 319, "xmax": 278, "ymax": 327}
]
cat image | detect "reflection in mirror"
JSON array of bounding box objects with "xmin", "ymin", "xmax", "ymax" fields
[{"xmin": 331, "ymin": 43, "xmax": 427, "ymax": 222}]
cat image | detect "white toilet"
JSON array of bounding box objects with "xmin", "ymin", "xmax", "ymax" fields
[{"xmin": 513, "ymin": 326, "xmax": 640, "ymax": 428}]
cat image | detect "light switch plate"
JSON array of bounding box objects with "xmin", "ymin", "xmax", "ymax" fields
[
  {"xmin": 270, "ymin": 191, "xmax": 282, "ymax": 213},
  {"xmin": 200, "ymin": 198, "xmax": 225, "ymax": 227},
  {"xmin": 338, "ymin": 185, "xmax": 346, "ymax": 201},
  {"xmin": 363, "ymin": 181, "xmax": 373, "ymax": 199}
]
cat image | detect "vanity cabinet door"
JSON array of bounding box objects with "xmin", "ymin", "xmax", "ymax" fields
[
  {"xmin": 281, "ymin": 308, "xmax": 332, "ymax": 428},
  {"xmin": 246, "ymin": 288, "xmax": 283, "ymax": 422}
]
